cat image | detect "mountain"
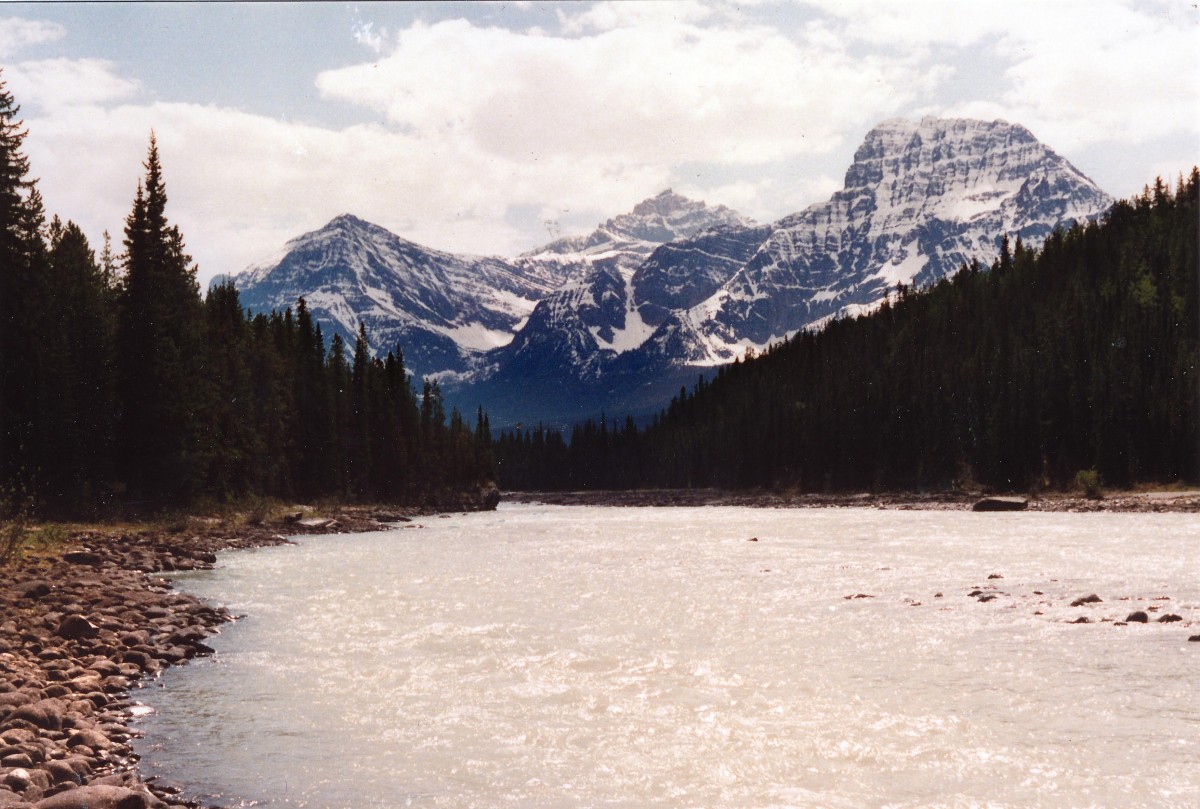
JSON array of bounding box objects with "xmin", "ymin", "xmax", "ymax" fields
[
  {"xmin": 449, "ymin": 193, "xmax": 760, "ymax": 424},
  {"xmin": 453, "ymin": 116, "xmax": 1112, "ymax": 425},
  {"xmin": 220, "ymin": 214, "xmax": 571, "ymax": 380},
  {"xmin": 648, "ymin": 116, "xmax": 1114, "ymax": 363},
  {"xmin": 227, "ymin": 116, "xmax": 1113, "ymax": 429},
  {"xmin": 509, "ymin": 190, "xmax": 757, "ymax": 357}
]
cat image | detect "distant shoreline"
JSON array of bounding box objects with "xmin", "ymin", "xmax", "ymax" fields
[{"xmin": 503, "ymin": 488, "xmax": 1200, "ymax": 512}]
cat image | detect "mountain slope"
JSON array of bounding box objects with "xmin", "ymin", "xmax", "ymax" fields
[
  {"xmin": 496, "ymin": 170, "xmax": 1200, "ymax": 491},
  {"xmin": 654, "ymin": 117, "xmax": 1113, "ymax": 363},
  {"xmin": 448, "ymin": 193, "xmax": 760, "ymax": 424},
  {"xmin": 452, "ymin": 117, "xmax": 1112, "ymax": 425},
  {"xmin": 223, "ymin": 214, "xmax": 571, "ymax": 379}
]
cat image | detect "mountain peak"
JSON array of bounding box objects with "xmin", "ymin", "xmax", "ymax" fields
[
  {"xmin": 630, "ymin": 189, "xmax": 691, "ymax": 217},
  {"xmin": 322, "ymin": 212, "xmax": 382, "ymax": 234}
]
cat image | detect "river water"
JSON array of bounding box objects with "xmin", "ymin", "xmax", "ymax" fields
[{"xmin": 133, "ymin": 504, "xmax": 1199, "ymax": 808}]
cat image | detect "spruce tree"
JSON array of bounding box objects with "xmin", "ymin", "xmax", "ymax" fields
[
  {"xmin": 43, "ymin": 220, "xmax": 117, "ymax": 511},
  {"xmin": 0, "ymin": 70, "xmax": 36, "ymax": 502},
  {"xmin": 115, "ymin": 134, "xmax": 205, "ymax": 505}
]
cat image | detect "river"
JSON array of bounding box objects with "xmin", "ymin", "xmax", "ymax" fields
[{"xmin": 133, "ymin": 503, "xmax": 1199, "ymax": 807}]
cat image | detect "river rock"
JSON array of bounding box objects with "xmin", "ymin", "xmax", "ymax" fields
[
  {"xmin": 0, "ymin": 790, "xmax": 33, "ymax": 807},
  {"xmin": 1157, "ymin": 613, "xmax": 1182, "ymax": 622},
  {"xmin": 0, "ymin": 694, "xmax": 35, "ymax": 713},
  {"xmin": 7, "ymin": 700, "xmax": 64, "ymax": 731},
  {"xmin": 972, "ymin": 496, "xmax": 1028, "ymax": 512},
  {"xmin": 296, "ymin": 518, "xmax": 337, "ymax": 529},
  {"xmin": 65, "ymin": 729, "xmax": 109, "ymax": 752},
  {"xmin": 32, "ymin": 785, "xmax": 157, "ymax": 809},
  {"xmin": 3, "ymin": 769, "xmax": 33, "ymax": 793},
  {"xmin": 54, "ymin": 617, "xmax": 98, "ymax": 642},
  {"xmin": 1070, "ymin": 594, "xmax": 1102, "ymax": 607},
  {"xmin": 1125, "ymin": 611, "xmax": 1149, "ymax": 623},
  {"xmin": 371, "ymin": 513, "xmax": 411, "ymax": 523},
  {"xmin": 43, "ymin": 757, "xmax": 90, "ymax": 786},
  {"xmin": 15, "ymin": 583, "xmax": 51, "ymax": 602},
  {"xmin": 60, "ymin": 553, "xmax": 102, "ymax": 568}
]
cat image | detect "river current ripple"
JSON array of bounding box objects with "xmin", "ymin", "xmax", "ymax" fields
[{"xmin": 134, "ymin": 504, "xmax": 1199, "ymax": 808}]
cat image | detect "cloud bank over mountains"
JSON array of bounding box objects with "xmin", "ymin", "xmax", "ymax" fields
[{"xmin": 0, "ymin": 1, "xmax": 1195, "ymax": 287}]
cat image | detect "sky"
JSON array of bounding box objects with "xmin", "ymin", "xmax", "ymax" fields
[{"xmin": 2, "ymin": 0, "xmax": 1198, "ymax": 288}]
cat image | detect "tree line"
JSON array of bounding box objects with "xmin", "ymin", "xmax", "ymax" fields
[
  {"xmin": 0, "ymin": 73, "xmax": 493, "ymax": 517},
  {"xmin": 496, "ymin": 170, "xmax": 1199, "ymax": 492}
]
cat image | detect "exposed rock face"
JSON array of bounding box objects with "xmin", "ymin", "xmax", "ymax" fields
[
  {"xmin": 633, "ymin": 223, "xmax": 774, "ymax": 328},
  {"xmin": 455, "ymin": 117, "xmax": 1111, "ymax": 425},
  {"xmin": 502, "ymin": 191, "xmax": 758, "ymax": 365},
  {"xmin": 222, "ymin": 215, "xmax": 572, "ymax": 381},
  {"xmin": 648, "ymin": 116, "xmax": 1113, "ymax": 363}
]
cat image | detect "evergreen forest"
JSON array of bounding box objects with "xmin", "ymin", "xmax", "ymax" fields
[
  {"xmin": 495, "ymin": 171, "xmax": 1199, "ymax": 492},
  {"xmin": 0, "ymin": 74, "xmax": 493, "ymax": 517}
]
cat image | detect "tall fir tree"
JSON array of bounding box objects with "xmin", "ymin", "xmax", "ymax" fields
[
  {"xmin": 115, "ymin": 134, "xmax": 206, "ymax": 504},
  {"xmin": 0, "ymin": 69, "xmax": 37, "ymax": 504}
]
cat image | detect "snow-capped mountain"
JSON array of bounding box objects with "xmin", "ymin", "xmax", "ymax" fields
[
  {"xmin": 454, "ymin": 116, "xmax": 1111, "ymax": 425},
  {"xmin": 221, "ymin": 214, "xmax": 571, "ymax": 380},
  {"xmin": 649, "ymin": 116, "xmax": 1114, "ymax": 363},
  {"xmin": 508, "ymin": 190, "xmax": 756, "ymax": 358},
  {"xmin": 227, "ymin": 116, "xmax": 1113, "ymax": 428}
]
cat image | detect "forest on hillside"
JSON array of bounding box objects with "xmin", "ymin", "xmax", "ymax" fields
[
  {"xmin": 496, "ymin": 170, "xmax": 1199, "ymax": 493},
  {"xmin": 0, "ymin": 74, "xmax": 493, "ymax": 518}
]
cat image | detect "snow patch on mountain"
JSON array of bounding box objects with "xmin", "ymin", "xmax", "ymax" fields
[
  {"xmin": 223, "ymin": 214, "xmax": 572, "ymax": 380},
  {"xmin": 655, "ymin": 116, "xmax": 1114, "ymax": 364}
]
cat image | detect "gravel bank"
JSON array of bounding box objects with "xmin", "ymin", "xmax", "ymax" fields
[{"xmin": 0, "ymin": 508, "xmax": 424, "ymax": 808}]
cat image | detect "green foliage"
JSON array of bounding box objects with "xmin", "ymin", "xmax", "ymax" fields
[
  {"xmin": 501, "ymin": 170, "xmax": 1200, "ymax": 493},
  {"xmin": 0, "ymin": 484, "xmax": 33, "ymax": 566},
  {"xmin": 1074, "ymin": 469, "xmax": 1103, "ymax": 499}
]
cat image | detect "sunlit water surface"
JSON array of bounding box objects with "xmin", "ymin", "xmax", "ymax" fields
[{"xmin": 133, "ymin": 504, "xmax": 1199, "ymax": 808}]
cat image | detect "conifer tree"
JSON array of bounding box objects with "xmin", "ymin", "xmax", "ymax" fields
[
  {"xmin": 43, "ymin": 220, "xmax": 117, "ymax": 510},
  {"xmin": 0, "ymin": 70, "xmax": 36, "ymax": 500},
  {"xmin": 115, "ymin": 134, "xmax": 206, "ymax": 504}
]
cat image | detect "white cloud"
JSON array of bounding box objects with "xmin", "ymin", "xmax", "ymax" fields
[
  {"xmin": 11, "ymin": 0, "xmax": 1198, "ymax": 291},
  {"xmin": 316, "ymin": 17, "xmax": 931, "ymax": 166},
  {"xmin": 6, "ymin": 58, "xmax": 140, "ymax": 109},
  {"xmin": 806, "ymin": 0, "xmax": 1200, "ymax": 152},
  {"xmin": 558, "ymin": 0, "xmax": 715, "ymax": 33},
  {"xmin": 0, "ymin": 17, "xmax": 64, "ymax": 57},
  {"xmin": 351, "ymin": 13, "xmax": 387, "ymax": 53}
]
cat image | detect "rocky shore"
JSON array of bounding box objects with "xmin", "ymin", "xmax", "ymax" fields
[
  {"xmin": 504, "ymin": 487, "xmax": 1200, "ymax": 512},
  {"xmin": 0, "ymin": 506, "xmax": 432, "ymax": 809}
]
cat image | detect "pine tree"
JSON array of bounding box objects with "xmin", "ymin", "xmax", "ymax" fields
[
  {"xmin": 43, "ymin": 220, "xmax": 118, "ymax": 511},
  {"xmin": 115, "ymin": 134, "xmax": 206, "ymax": 505},
  {"xmin": 0, "ymin": 70, "xmax": 37, "ymax": 502}
]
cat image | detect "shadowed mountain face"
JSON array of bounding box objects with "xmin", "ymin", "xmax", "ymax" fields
[{"xmin": 223, "ymin": 117, "xmax": 1112, "ymax": 428}]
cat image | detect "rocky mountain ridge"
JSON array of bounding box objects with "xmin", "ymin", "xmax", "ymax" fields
[{"xmin": 222, "ymin": 116, "xmax": 1114, "ymax": 427}]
